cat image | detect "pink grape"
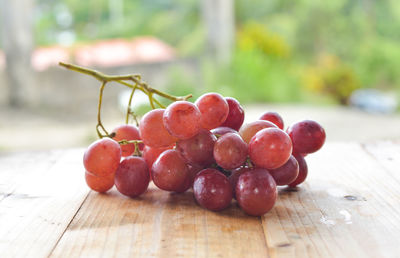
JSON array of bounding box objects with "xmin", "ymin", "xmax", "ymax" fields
[
  {"xmin": 111, "ymin": 124, "xmax": 141, "ymax": 157},
  {"xmin": 115, "ymin": 156, "xmax": 150, "ymax": 198},
  {"xmin": 236, "ymin": 168, "xmax": 277, "ymax": 216},
  {"xmin": 228, "ymin": 166, "xmax": 251, "ymax": 199},
  {"xmin": 259, "ymin": 111, "xmax": 284, "ymax": 130},
  {"xmin": 211, "ymin": 126, "xmax": 238, "ymax": 136},
  {"xmin": 239, "ymin": 120, "xmax": 277, "ymax": 143},
  {"xmin": 139, "ymin": 109, "xmax": 177, "ymax": 148},
  {"xmin": 151, "ymin": 149, "xmax": 189, "ymax": 192},
  {"xmin": 288, "ymin": 154, "xmax": 308, "ymax": 187},
  {"xmin": 163, "ymin": 101, "xmax": 202, "ymax": 140},
  {"xmin": 220, "ymin": 97, "xmax": 245, "ymax": 131},
  {"xmin": 213, "ymin": 133, "xmax": 248, "ymax": 170},
  {"xmin": 249, "ymin": 128, "xmax": 292, "ymax": 169},
  {"xmin": 195, "ymin": 93, "xmax": 229, "ymax": 130},
  {"xmin": 269, "ymin": 155, "xmax": 299, "ymax": 185},
  {"xmin": 85, "ymin": 171, "xmax": 114, "ymax": 193},
  {"xmin": 287, "ymin": 120, "xmax": 326, "ymax": 154},
  {"xmin": 142, "ymin": 145, "xmax": 173, "ymax": 170},
  {"xmin": 176, "ymin": 129, "xmax": 217, "ymax": 166},
  {"xmin": 193, "ymin": 168, "xmax": 233, "ymax": 211},
  {"xmin": 83, "ymin": 138, "xmax": 121, "ymax": 177}
]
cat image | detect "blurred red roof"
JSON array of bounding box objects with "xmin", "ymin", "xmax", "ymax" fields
[{"xmin": 1, "ymin": 36, "xmax": 176, "ymax": 71}]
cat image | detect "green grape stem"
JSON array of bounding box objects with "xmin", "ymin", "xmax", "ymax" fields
[{"xmin": 59, "ymin": 62, "xmax": 192, "ymax": 140}]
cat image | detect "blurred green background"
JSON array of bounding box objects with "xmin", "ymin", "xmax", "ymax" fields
[{"xmin": 31, "ymin": 0, "xmax": 400, "ymax": 105}]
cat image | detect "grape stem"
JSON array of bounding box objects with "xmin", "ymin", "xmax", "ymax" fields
[{"xmin": 59, "ymin": 62, "xmax": 192, "ymax": 139}]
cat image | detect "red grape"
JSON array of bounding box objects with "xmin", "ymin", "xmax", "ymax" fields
[
  {"xmin": 239, "ymin": 120, "xmax": 277, "ymax": 143},
  {"xmin": 163, "ymin": 101, "xmax": 202, "ymax": 140},
  {"xmin": 228, "ymin": 166, "xmax": 251, "ymax": 199},
  {"xmin": 211, "ymin": 126, "xmax": 238, "ymax": 136},
  {"xmin": 249, "ymin": 128, "xmax": 292, "ymax": 169},
  {"xmin": 111, "ymin": 124, "xmax": 141, "ymax": 157},
  {"xmin": 269, "ymin": 155, "xmax": 299, "ymax": 185},
  {"xmin": 195, "ymin": 93, "xmax": 229, "ymax": 130},
  {"xmin": 175, "ymin": 163, "xmax": 203, "ymax": 193},
  {"xmin": 288, "ymin": 154, "xmax": 308, "ymax": 187},
  {"xmin": 115, "ymin": 156, "xmax": 150, "ymax": 198},
  {"xmin": 236, "ymin": 168, "xmax": 277, "ymax": 216},
  {"xmin": 193, "ymin": 168, "xmax": 233, "ymax": 211},
  {"xmin": 259, "ymin": 112, "xmax": 284, "ymax": 130},
  {"xmin": 142, "ymin": 145, "xmax": 172, "ymax": 169},
  {"xmin": 83, "ymin": 138, "xmax": 121, "ymax": 177},
  {"xmin": 220, "ymin": 97, "xmax": 245, "ymax": 131},
  {"xmin": 213, "ymin": 133, "xmax": 248, "ymax": 170},
  {"xmin": 139, "ymin": 109, "xmax": 177, "ymax": 148},
  {"xmin": 85, "ymin": 171, "xmax": 114, "ymax": 193},
  {"xmin": 176, "ymin": 129, "xmax": 216, "ymax": 166},
  {"xmin": 151, "ymin": 149, "xmax": 189, "ymax": 192},
  {"xmin": 287, "ymin": 120, "xmax": 326, "ymax": 154}
]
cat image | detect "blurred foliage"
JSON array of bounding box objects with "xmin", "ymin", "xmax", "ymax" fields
[
  {"xmin": 34, "ymin": 0, "xmax": 400, "ymax": 104},
  {"xmin": 303, "ymin": 54, "xmax": 360, "ymax": 104}
]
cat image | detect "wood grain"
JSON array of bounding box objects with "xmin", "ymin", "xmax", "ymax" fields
[
  {"xmin": 0, "ymin": 149, "xmax": 89, "ymax": 257},
  {"xmin": 1, "ymin": 142, "xmax": 400, "ymax": 258}
]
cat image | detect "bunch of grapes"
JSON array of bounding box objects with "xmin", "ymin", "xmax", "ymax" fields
[{"xmin": 83, "ymin": 93, "xmax": 326, "ymax": 216}]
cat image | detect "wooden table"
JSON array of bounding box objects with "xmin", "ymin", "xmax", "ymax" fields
[{"xmin": 1, "ymin": 142, "xmax": 399, "ymax": 258}]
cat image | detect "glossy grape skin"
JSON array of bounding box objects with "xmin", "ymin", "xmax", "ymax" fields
[
  {"xmin": 115, "ymin": 156, "xmax": 150, "ymax": 198},
  {"xmin": 288, "ymin": 154, "xmax": 308, "ymax": 187},
  {"xmin": 213, "ymin": 133, "xmax": 248, "ymax": 170},
  {"xmin": 85, "ymin": 171, "xmax": 114, "ymax": 193},
  {"xmin": 287, "ymin": 120, "xmax": 326, "ymax": 154},
  {"xmin": 151, "ymin": 149, "xmax": 189, "ymax": 192},
  {"xmin": 228, "ymin": 166, "xmax": 251, "ymax": 199},
  {"xmin": 176, "ymin": 129, "xmax": 217, "ymax": 166},
  {"xmin": 220, "ymin": 97, "xmax": 245, "ymax": 131},
  {"xmin": 195, "ymin": 93, "xmax": 229, "ymax": 130},
  {"xmin": 236, "ymin": 168, "xmax": 277, "ymax": 216},
  {"xmin": 259, "ymin": 112, "xmax": 284, "ymax": 130},
  {"xmin": 139, "ymin": 109, "xmax": 177, "ymax": 148},
  {"xmin": 249, "ymin": 128, "xmax": 292, "ymax": 169},
  {"xmin": 83, "ymin": 138, "xmax": 122, "ymax": 177},
  {"xmin": 163, "ymin": 101, "xmax": 202, "ymax": 140},
  {"xmin": 142, "ymin": 145, "xmax": 172, "ymax": 170},
  {"xmin": 175, "ymin": 163, "xmax": 204, "ymax": 193},
  {"xmin": 193, "ymin": 169, "xmax": 233, "ymax": 211},
  {"xmin": 269, "ymin": 155, "xmax": 299, "ymax": 186},
  {"xmin": 111, "ymin": 124, "xmax": 141, "ymax": 157},
  {"xmin": 211, "ymin": 126, "xmax": 238, "ymax": 136},
  {"xmin": 239, "ymin": 120, "xmax": 277, "ymax": 143}
]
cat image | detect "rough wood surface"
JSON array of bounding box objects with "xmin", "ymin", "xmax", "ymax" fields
[{"xmin": 1, "ymin": 142, "xmax": 400, "ymax": 258}]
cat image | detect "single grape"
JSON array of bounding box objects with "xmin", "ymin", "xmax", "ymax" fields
[
  {"xmin": 195, "ymin": 93, "xmax": 229, "ymax": 130},
  {"xmin": 211, "ymin": 126, "xmax": 238, "ymax": 136},
  {"xmin": 85, "ymin": 171, "xmax": 114, "ymax": 193},
  {"xmin": 139, "ymin": 109, "xmax": 177, "ymax": 148},
  {"xmin": 259, "ymin": 112, "xmax": 284, "ymax": 130},
  {"xmin": 239, "ymin": 120, "xmax": 277, "ymax": 143},
  {"xmin": 288, "ymin": 154, "xmax": 308, "ymax": 187},
  {"xmin": 249, "ymin": 128, "xmax": 292, "ymax": 169},
  {"xmin": 213, "ymin": 133, "xmax": 248, "ymax": 170},
  {"xmin": 176, "ymin": 129, "xmax": 216, "ymax": 166},
  {"xmin": 220, "ymin": 97, "xmax": 245, "ymax": 131},
  {"xmin": 151, "ymin": 149, "xmax": 189, "ymax": 192},
  {"xmin": 287, "ymin": 120, "xmax": 326, "ymax": 154},
  {"xmin": 236, "ymin": 168, "xmax": 277, "ymax": 216},
  {"xmin": 193, "ymin": 168, "xmax": 233, "ymax": 211},
  {"xmin": 83, "ymin": 138, "xmax": 121, "ymax": 177},
  {"xmin": 142, "ymin": 145, "xmax": 172, "ymax": 170},
  {"xmin": 115, "ymin": 156, "xmax": 150, "ymax": 198},
  {"xmin": 111, "ymin": 124, "xmax": 141, "ymax": 157},
  {"xmin": 228, "ymin": 166, "xmax": 251, "ymax": 199},
  {"xmin": 269, "ymin": 155, "xmax": 299, "ymax": 185},
  {"xmin": 163, "ymin": 101, "xmax": 202, "ymax": 140}
]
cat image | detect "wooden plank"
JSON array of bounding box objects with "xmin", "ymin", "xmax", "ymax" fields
[
  {"xmin": 50, "ymin": 184, "xmax": 269, "ymax": 257},
  {"xmin": 261, "ymin": 142, "xmax": 400, "ymax": 258},
  {"xmin": 0, "ymin": 149, "xmax": 89, "ymax": 257}
]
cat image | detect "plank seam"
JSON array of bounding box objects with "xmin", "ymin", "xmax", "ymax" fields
[
  {"xmin": 46, "ymin": 191, "xmax": 90, "ymax": 258},
  {"xmin": 259, "ymin": 216, "xmax": 272, "ymax": 258}
]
